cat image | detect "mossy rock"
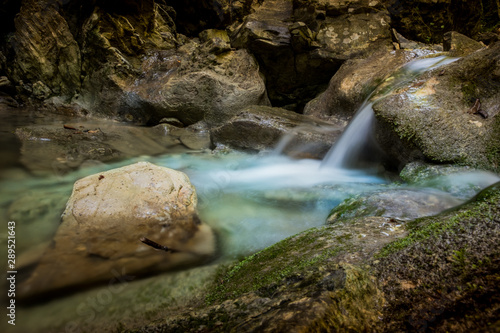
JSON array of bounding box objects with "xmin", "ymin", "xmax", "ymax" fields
[
  {"xmin": 151, "ymin": 182, "xmax": 500, "ymax": 332},
  {"xmin": 375, "ymin": 181, "xmax": 500, "ymax": 331},
  {"xmin": 373, "ymin": 42, "xmax": 500, "ymax": 172},
  {"xmin": 327, "ymin": 188, "xmax": 463, "ymax": 223},
  {"xmin": 14, "ymin": 181, "xmax": 500, "ymax": 332}
]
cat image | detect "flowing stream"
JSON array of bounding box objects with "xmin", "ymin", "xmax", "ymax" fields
[
  {"xmin": 0, "ymin": 53, "xmax": 499, "ymax": 292},
  {"xmin": 322, "ymin": 55, "xmax": 460, "ymax": 169}
]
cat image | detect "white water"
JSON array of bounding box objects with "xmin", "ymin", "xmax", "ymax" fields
[
  {"xmin": 322, "ymin": 55, "xmax": 460, "ymax": 170},
  {"xmin": 0, "ymin": 54, "xmax": 490, "ymax": 266}
]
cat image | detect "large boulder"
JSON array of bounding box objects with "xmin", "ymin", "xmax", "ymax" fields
[
  {"xmin": 18, "ymin": 162, "xmax": 216, "ymax": 299},
  {"xmin": 315, "ymin": 6, "xmax": 393, "ymax": 60},
  {"xmin": 303, "ymin": 49, "xmax": 432, "ymax": 125},
  {"xmin": 114, "ymin": 44, "xmax": 271, "ymax": 126},
  {"xmin": 210, "ymin": 105, "xmax": 342, "ymax": 158},
  {"xmin": 373, "ymin": 42, "xmax": 500, "ymax": 171}
]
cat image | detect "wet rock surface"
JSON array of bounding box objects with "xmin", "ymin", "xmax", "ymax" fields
[
  {"xmin": 211, "ymin": 105, "xmax": 342, "ymax": 158},
  {"xmin": 116, "ymin": 182, "xmax": 500, "ymax": 333},
  {"xmin": 0, "ymin": 1, "xmax": 499, "ymax": 332},
  {"xmin": 375, "ymin": 181, "xmax": 500, "ymax": 332},
  {"xmin": 18, "ymin": 162, "xmax": 216, "ymax": 300},
  {"xmin": 373, "ymin": 42, "xmax": 500, "ymax": 172},
  {"xmin": 303, "ymin": 49, "xmax": 432, "ymax": 125},
  {"xmin": 327, "ymin": 188, "xmax": 463, "ymax": 223},
  {"xmin": 14, "ymin": 120, "xmax": 192, "ymax": 174},
  {"xmin": 399, "ymin": 161, "xmax": 500, "ymax": 199}
]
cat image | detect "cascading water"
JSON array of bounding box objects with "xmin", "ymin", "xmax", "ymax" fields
[
  {"xmin": 321, "ymin": 55, "xmax": 460, "ymax": 170},
  {"xmin": 1, "ymin": 52, "xmax": 500, "ymax": 332}
]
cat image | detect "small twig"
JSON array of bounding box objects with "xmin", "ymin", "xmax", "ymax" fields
[{"xmin": 140, "ymin": 237, "xmax": 180, "ymax": 253}]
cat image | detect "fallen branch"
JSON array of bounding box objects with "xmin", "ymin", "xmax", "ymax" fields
[{"xmin": 140, "ymin": 237, "xmax": 180, "ymax": 253}]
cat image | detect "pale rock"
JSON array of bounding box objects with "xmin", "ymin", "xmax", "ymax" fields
[{"xmin": 19, "ymin": 162, "xmax": 216, "ymax": 299}]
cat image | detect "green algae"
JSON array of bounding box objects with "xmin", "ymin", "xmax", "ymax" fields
[
  {"xmin": 376, "ymin": 182, "xmax": 500, "ymax": 258},
  {"xmin": 375, "ymin": 181, "xmax": 500, "ymax": 331},
  {"xmin": 205, "ymin": 227, "xmax": 344, "ymax": 304}
]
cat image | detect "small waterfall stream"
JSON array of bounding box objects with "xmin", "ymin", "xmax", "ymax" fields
[
  {"xmin": 321, "ymin": 55, "xmax": 460, "ymax": 170},
  {"xmin": 1, "ymin": 53, "xmax": 500, "ymax": 333}
]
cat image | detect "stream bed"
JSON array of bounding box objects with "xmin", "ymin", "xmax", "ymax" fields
[{"xmin": 1, "ymin": 53, "xmax": 499, "ymax": 332}]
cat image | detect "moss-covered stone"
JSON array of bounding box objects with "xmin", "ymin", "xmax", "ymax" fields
[
  {"xmin": 373, "ymin": 43, "xmax": 500, "ymax": 172},
  {"xmin": 327, "ymin": 188, "xmax": 463, "ymax": 223},
  {"xmin": 13, "ymin": 182, "xmax": 500, "ymax": 333},
  {"xmin": 375, "ymin": 181, "xmax": 500, "ymax": 331}
]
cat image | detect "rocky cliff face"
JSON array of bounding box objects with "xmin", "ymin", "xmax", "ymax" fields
[
  {"xmin": 1, "ymin": 0, "xmax": 498, "ymax": 121},
  {"xmin": 0, "ymin": 0, "xmax": 499, "ymax": 164}
]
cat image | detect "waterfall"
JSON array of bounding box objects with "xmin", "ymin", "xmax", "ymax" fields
[
  {"xmin": 321, "ymin": 55, "xmax": 459, "ymax": 170},
  {"xmin": 321, "ymin": 101, "xmax": 377, "ymax": 169}
]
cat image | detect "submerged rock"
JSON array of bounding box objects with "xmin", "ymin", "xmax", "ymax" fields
[
  {"xmin": 373, "ymin": 42, "xmax": 500, "ymax": 171},
  {"xmin": 327, "ymin": 188, "xmax": 463, "ymax": 223},
  {"xmin": 18, "ymin": 162, "xmax": 216, "ymax": 300},
  {"xmin": 399, "ymin": 161, "xmax": 500, "ymax": 199},
  {"xmin": 210, "ymin": 105, "xmax": 342, "ymax": 158},
  {"xmin": 14, "ymin": 120, "xmax": 190, "ymax": 174}
]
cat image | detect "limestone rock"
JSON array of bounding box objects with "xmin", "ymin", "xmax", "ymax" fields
[
  {"xmin": 19, "ymin": 162, "xmax": 216, "ymax": 299},
  {"xmin": 75, "ymin": 1, "xmax": 178, "ymax": 122},
  {"xmin": 210, "ymin": 105, "xmax": 342, "ymax": 158},
  {"xmin": 230, "ymin": 0, "xmax": 342, "ymax": 110},
  {"xmin": 199, "ymin": 29, "xmax": 232, "ymax": 54},
  {"xmin": 373, "ymin": 42, "xmax": 500, "ymax": 171},
  {"xmin": 443, "ymin": 31, "xmax": 485, "ymax": 56},
  {"xmin": 14, "ymin": 120, "xmax": 188, "ymax": 174}
]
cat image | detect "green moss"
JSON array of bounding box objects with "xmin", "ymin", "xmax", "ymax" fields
[
  {"xmin": 205, "ymin": 227, "xmax": 344, "ymax": 304},
  {"xmin": 377, "ymin": 182, "xmax": 500, "ymax": 258},
  {"xmin": 327, "ymin": 195, "xmax": 363, "ymax": 221},
  {"xmin": 461, "ymin": 81, "xmax": 479, "ymax": 105}
]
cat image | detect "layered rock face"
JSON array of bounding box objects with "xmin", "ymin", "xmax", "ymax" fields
[
  {"xmin": 2, "ymin": 0, "xmax": 498, "ymax": 130},
  {"xmin": 230, "ymin": 0, "xmax": 394, "ymax": 110},
  {"xmin": 19, "ymin": 162, "xmax": 216, "ymax": 299},
  {"xmin": 6, "ymin": 0, "xmax": 81, "ymax": 100}
]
